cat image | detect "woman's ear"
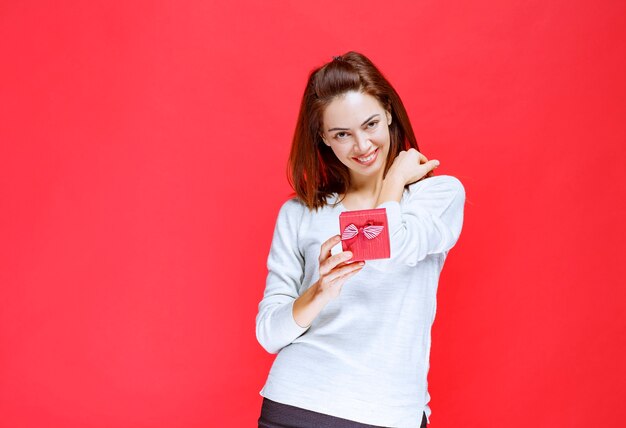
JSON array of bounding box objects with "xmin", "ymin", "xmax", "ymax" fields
[{"xmin": 386, "ymin": 110, "xmax": 392, "ymax": 126}]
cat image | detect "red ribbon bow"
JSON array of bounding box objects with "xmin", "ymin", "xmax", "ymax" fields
[{"xmin": 341, "ymin": 223, "xmax": 384, "ymax": 240}]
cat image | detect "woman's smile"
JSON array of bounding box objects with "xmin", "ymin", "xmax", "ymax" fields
[{"xmin": 353, "ymin": 148, "xmax": 379, "ymax": 165}]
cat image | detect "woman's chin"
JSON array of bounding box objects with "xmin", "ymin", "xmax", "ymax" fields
[{"xmin": 348, "ymin": 162, "xmax": 384, "ymax": 179}]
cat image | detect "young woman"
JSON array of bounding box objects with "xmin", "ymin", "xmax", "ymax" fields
[{"xmin": 256, "ymin": 52, "xmax": 465, "ymax": 428}]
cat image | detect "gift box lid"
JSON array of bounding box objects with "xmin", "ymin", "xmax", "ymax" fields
[{"xmin": 339, "ymin": 207, "xmax": 390, "ymax": 261}]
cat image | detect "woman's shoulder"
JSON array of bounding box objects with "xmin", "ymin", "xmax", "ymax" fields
[
  {"xmin": 278, "ymin": 194, "xmax": 339, "ymax": 216},
  {"xmin": 406, "ymin": 174, "xmax": 464, "ymax": 195},
  {"xmin": 278, "ymin": 196, "xmax": 304, "ymax": 210},
  {"xmin": 275, "ymin": 196, "xmax": 307, "ymax": 221}
]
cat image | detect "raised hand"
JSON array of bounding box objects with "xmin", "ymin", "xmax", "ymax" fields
[{"xmin": 387, "ymin": 148, "xmax": 440, "ymax": 186}]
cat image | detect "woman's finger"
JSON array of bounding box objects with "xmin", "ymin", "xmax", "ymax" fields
[
  {"xmin": 332, "ymin": 266, "xmax": 364, "ymax": 287},
  {"xmin": 319, "ymin": 235, "xmax": 341, "ymax": 264},
  {"xmin": 326, "ymin": 262, "xmax": 364, "ymax": 283},
  {"xmin": 321, "ymin": 251, "xmax": 354, "ymax": 275},
  {"xmin": 420, "ymin": 159, "xmax": 439, "ymax": 180},
  {"xmin": 428, "ymin": 159, "xmax": 440, "ymax": 169}
]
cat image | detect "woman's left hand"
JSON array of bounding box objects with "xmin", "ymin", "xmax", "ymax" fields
[{"xmin": 387, "ymin": 148, "xmax": 439, "ymax": 186}]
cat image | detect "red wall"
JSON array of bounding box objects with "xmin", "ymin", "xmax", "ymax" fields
[{"xmin": 1, "ymin": 1, "xmax": 625, "ymax": 427}]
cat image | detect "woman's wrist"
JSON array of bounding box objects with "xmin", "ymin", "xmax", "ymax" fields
[
  {"xmin": 293, "ymin": 281, "xmax": 330, "ymax": 328},
  {"xmin": 375, "ymin": 174, "xmax": 406, "ymax": 207}
]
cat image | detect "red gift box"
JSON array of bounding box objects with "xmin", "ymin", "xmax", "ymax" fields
[{"xmin": 339, "ymin": 208, "xmax": 390, "ymax": 261}]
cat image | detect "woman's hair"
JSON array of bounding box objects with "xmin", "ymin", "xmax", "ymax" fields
[{"xmin": 287, "ymin": 51, "xmax": 423, "ymax": 211}]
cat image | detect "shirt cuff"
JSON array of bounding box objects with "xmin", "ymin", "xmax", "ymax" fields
[
  {"xmin": 274, "ymin": 298, "xmax": 311, "ymax": 340},
  {"xmin": 376, "ymin": 200, "xmax": 402, "ymax": 235}
]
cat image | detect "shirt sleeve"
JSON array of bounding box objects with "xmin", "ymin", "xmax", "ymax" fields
[
  {"xmin": 255, "ymin": 198, "xmax": 311, "ymax": 354},
  {"xmin": 368, "ymin": 175, "xmax": 465, "ymax": 270}
]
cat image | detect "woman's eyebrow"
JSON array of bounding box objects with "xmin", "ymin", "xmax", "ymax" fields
[{"xmin": 327, "ymin": 114, "xmax": 380, "ymax": 132}]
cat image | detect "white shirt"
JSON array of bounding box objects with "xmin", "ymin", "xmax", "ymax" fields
[{"xmin": 256, "ymin": 174, "xmax": 465, "ymax": 427}]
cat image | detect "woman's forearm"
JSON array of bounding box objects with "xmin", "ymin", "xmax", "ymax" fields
[
  {"xmin": 375, "ymin": 175, "xmax": 405, "ymax": 207},
  {"xmin": 292, "ymin": 282, "xmax": 331, "ymax": 328}
]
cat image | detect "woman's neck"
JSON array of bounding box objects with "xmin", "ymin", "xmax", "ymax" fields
[{"xmin": 339, "ymin": 175, "xmax": 385, "ymax": 210}]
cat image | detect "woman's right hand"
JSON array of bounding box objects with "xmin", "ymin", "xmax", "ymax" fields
[{"xmin": 314, "ymin": 235, "xmax": 365, "ymax": 301}]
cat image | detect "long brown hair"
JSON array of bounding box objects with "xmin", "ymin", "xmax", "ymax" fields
[{"xmin": 287, "ymin": 51, "xmax": 423, "ymax": 211}]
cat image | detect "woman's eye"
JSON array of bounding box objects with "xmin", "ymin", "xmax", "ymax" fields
[
  {"xmin": 367, "ymin": 121, "xmax": 379, "ymax": 128},
  {"xmin": 335, "ymin": 132, "xmax": 348, "ymax": 139}
]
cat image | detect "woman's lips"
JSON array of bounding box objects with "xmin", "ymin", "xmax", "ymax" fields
[{"xmin": 353, "ymin": 148, "xmax": 379, "ymax": 165}]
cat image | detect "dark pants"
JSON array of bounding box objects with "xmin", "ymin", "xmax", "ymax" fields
[{"xmin": 258, "ymin": 397, "xmax": 428, "ymax": 428}]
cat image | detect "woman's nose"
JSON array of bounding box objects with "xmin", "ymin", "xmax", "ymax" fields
[{"xmin": 354, "ymin": 131, "xmax": 371, "ymax": 154}]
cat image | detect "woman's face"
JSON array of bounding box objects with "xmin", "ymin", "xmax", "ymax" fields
[{"xmin": 321, "ymin": 91, "xmax": 392, "ymax": 185}]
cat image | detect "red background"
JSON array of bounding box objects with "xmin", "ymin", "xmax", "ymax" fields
[{"xmin": 1, "ymin": 1, "xmax": 625, "ymax": 427}]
